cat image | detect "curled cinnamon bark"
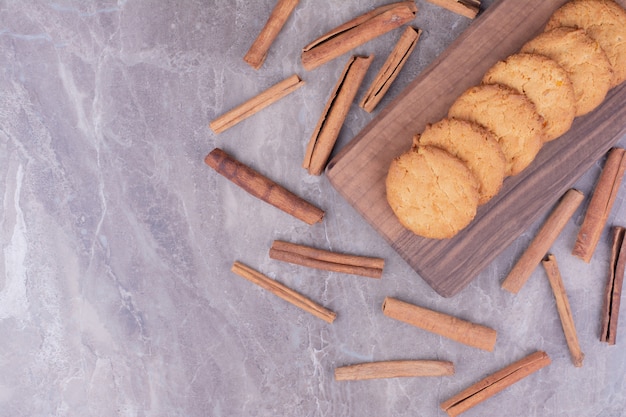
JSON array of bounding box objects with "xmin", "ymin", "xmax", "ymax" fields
[
  {"xmin": 301, "ymin": 1, "xmax": 417, "ymax": 71},
  {"xmin": 269, "ymin": 240, "xmax": 384, "ymax": 278}
]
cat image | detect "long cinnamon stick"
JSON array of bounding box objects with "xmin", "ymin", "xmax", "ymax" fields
[
  {"xmin": 440, "ymin": 351, "xmax": 551, "ymax": 417},
  {"xmin": 382, "ymin": 297, "xmax": 497, "ymax": 351},
  {"xmin": 360, "ymin": 26, "xmax": 421, "ymax": 113},
  {"xmin": 243, "ymin": 0, "xmax": 300, "ymax": 70},
  {"xmin": 335, "ymin": 360, "xmax": 454, "ymax": 381},
  {"xmin": 573, "ymin": 148, "xmax": 626, "ymax": 263},
  {"xmin": 303, "ymin": 55, "xmax": 373, "ymax": 176},
  {"xmin": 269, "ymin": 240, "xmax": 384, "ymax": 278},
  {"xmin": 600, "ymin": 226, "xmax": 626, "ymax": 344},
  {"xmin": 425, "ymin": 0, "xmax": 481, "ymax": 19},
  {"xmin": 542, "ymin": 254, "xmax": 584, "ymax": 366},
  {"xmin": 231, "ymin": 261, "xmax": 337, "ymax": 323},
  {"xmin": 502, "ymin": 189, "xmax": 584, "ymax": 294},
  {"xmin": 209, "ymin": 74, "xmax": 304, "ymax": 134},
  {"xmin": 301, "ymin": 1, "xmax": 417, "ymax": 71},
  {"xmin": 205, "ymin": 148, "xmax": 324, "ymax": 225}
]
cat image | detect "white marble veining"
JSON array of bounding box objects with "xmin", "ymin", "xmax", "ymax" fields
[{"xmin": 1, "ymin": 1, "xmax": 625, "ymax": 416}]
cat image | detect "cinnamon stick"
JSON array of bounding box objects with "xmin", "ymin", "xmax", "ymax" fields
[
  {"xmin": 231, "ymin": 261, "xmax": 337, "ymax": 323},
  {"xmin": 382, "ymin": 297, "xmax": 497, "ymax": 351},
  {"xmin": 360, "ymin": 26, "xmax": 421, "ymax": 113},
  {"xmin": 303, "ymin": 55, "xmax": 373, "ymax": 176},
  {"xmin": 243, "ymin": 0, "xmax": 300, "ymax": 70},
  {"xmin": 440, "ymin": 351, "xmax": 551, "ymax": 417},
  {"xmin": 502, "ymin": 189, "xmax": 584, "ymax": 294},
  {"xmin": 573, "ymin": 148, "xmax": 626, "ymax": 263},
  {"xmin": 425, "ymin": 0, "xmax": 481, "ymax": 19},
  {"xmin": 541, "ymin": 254, "xmax": 584, "ymax": 366},
  {"xmin": 269, "ymin": 240, "xmax": 384, "ymax": 278},
  {"xmin": 205, "ymin": 148, "xmax": 324, "ymax": 225},
  {"xmin": 301, "ymin": 1, "xmax": 417, "ymax": 71},
  {"xmin": 335, "ymin": 360, "xmax": 454, "ymax": 381},
  {"xmin": 209, "ymin": 74, "xmax": 304, "ymax": 134},
  {"xmin": 600, "ymin": 226, "xmax": 626, "ymax": 344}
]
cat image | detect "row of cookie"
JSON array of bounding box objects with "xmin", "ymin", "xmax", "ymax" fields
[{"xmin": 386, "ymin": 0, "xmax": 626, "ymax": 239}]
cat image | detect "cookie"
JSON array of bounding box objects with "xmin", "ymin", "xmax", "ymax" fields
[
  {"xmin": 448, "ymin": 84, "xmax": 545, "ymax": 176},
  {"xmin": 413, "ymin": 118, "xmax": 506, "ymax": 205},
  {"xmin": 386, "ymin": 145, "xmax": 480, "ymax": 239},
  {"xmin": 545, "ymin": 0, "xmax": 626, "ymax": 86},
  {"xmin": 521, "ymin": 26, "xmax": 613, "ymax": 116},
  {"xmin": 482, "ymin": 52, "xmax": 577, "ymax": 141}
]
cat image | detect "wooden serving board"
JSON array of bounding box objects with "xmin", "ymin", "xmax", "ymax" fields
[{"xmin": 326, "ymin": 0, "xmax": 626, "ymax": 297}]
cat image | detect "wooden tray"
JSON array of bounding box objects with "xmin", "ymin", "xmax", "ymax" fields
[{"xmin": 326, "ymin": 0, "xmax": 626, "ymax": 297}]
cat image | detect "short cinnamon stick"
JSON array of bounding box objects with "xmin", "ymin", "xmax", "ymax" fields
[
  {"xmin": 425, "ymin": 0, "xmax": 481, "ymax": 19},
  {"xmin": 502, "ymin": 189, "xmax": 584, "ymax": 294},
  {"xmin": 360, "ymin": 26, "xmax": 421, "ymax": 113},
  {"xmin": 303, "ymin": 55, "xmax": 373, "ymax": 176},
  {"xmin": 573, "ymin": 148, "xmax": 626, "ymax": 263},
  {"xmin": 440, "ymin": 351, "xmax": 551, "ymax": 417},
  {"xmin": 382, "ymin": 297, "xmax": 497, "ymax": 351},
  {"xmin": 600, "ymin": 226, "xmax": 626, "ymax": 344},
  {"xmin": 231, "ymin": 261, "xmax": 337, "ymax": 324},
  {"xmin": 244, "ymin": 0, "xmax": 300, "ymax": 70},
  {"xmin": 269, "ymin": 240, "xmax": 384, "ymax": 278},
  {"xmin": 301, "ymin": 1, "xmax": 417, "ymax": 71},
  {"xmin": 209, "ymin": 74, "xmax": 304, "ymax": 134},
  {"xmin": 542, "ymin": 254, "xmax": 584, "ymax": 366},
  {"xmin": 205, "ymin": 148, "xmax": 324, "ymax": 225},
  {"xmin": 335, "ymin": 360, "xmax": 454, "ymax": 381}
]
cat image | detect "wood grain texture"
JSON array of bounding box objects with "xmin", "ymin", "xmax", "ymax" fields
[{"xmin": 325, "ymin": 0, "xmax": 626, "ymax": 297}]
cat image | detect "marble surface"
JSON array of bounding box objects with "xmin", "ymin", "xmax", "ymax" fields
[{"xmin": 1, "ymin": 1, "xmax": 625, "ymax": 416}]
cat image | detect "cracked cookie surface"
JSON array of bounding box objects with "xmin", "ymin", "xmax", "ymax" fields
[
  {"xmin": 413, "ymin": 118, "xmax": 506, "ymax": 205},
  {"xmin": 545, "ymin": 0, "xmax": 626, "ymax": 87},
  {"xmin": 521, "ymin": 26, "xmax": 613, "ymax": 116},
  {"xmin": 482, "ymin": 53, "xmax": 577, "ymax": 141},
  {"xmin": 386, "ymin": 145, "xmax": 480, "ymax": 239},
  {"xmin": 448, "ymin": 84, "xmax": 545, "ymax": 176}
]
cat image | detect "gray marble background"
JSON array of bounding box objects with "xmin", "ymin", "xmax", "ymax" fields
[{"xmin": 1, "ymin": 1, "xmax": 625, "ymax": 416}]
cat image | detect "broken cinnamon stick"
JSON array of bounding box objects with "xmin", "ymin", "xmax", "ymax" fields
[
  {"xmin": 301, "ymin": 1, "xmax": 417, "ymax": 71},
  {"xmin": 573, "ymin": 148, "xmax": 626, "ymax": 263},
  {"xmin": 382, "ymin": 297, "xmax": 497, "ymax": 351},
  {"xmin": 303, "ymin": 55, "xmax": 373, "ymax": 176},
  {"xmin": 231, "ymin": 261, "xmax": 337, "ymax": 324},
  {"xmin": 541, "ymin": 254, "xmax": 584, "ymax": 367},
  {"xmin": 205, "ymin": 148, "xmax": 324, "ymax": 225},
  {"xmin": 600, "ymin": 226, "xmax": 626, "ymax": 344},
  {"xmin": 360, "ymin": 26, "xmax": 421, "ymax": 113},
  {"xmin": 502, "ymin": 189, "xmax": 584, "ymax": 294},
  {"xmin": 440, "ymin": 351, "xmax": 551, "ymax": 417},
  {"xmin": 244, "ymin": 0, "xmax": 300, "ymax": 70},
  {"xmin": 209, "ymin": 74, "xmax": 304, "ymax": 134},
  {"xmin": 425, "ymin": 0, "xmax": 481, "ymax": 19},
  {"xmin": 335, "ymin": 360, "xmax": 454, "ymax": 381},
  {"xmin": 269, "ymin": 240, "xmax": 384, "ymax": 278}
]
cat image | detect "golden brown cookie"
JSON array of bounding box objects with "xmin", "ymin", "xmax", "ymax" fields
[
  {"xmin": 521, "ymin": 27, "xmax": 613, "ymax": 116},
  {"xmin": 482, "ymin": 53, "xmax": 577, "ymax": 141},
  {"xmin": 386, "ymin": 145, "xmax": 480, "ymax": 239},
  {"xmin": 447, "ymin": 84, "xmax": 545, "ymax": 176},
  {"xmin": 545, "ymin": 0, "xmax": 626, "ymax": 87},
  {"xmin": 413, "ymin": 118, "xmax": 506, "ymax": 205}
]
